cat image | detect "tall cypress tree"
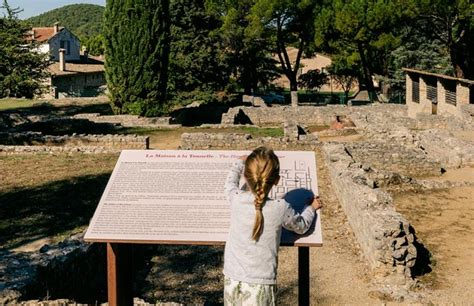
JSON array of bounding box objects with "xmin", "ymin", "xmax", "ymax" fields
[{"xmin": 105, "ymin": 0, "xmax": 170, "ymax": 116}]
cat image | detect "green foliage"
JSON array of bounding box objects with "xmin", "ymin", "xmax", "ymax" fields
[
  {"xmin": 0, "ymin": 1, "xmax": 50, "ymax": 98},
  {"xmin": 167, "ymin": 0, "xmax": 229, "ymax": 105},
  {"xmin": 298, "ymin": 69, "xmax": 328, "ymax": 92},
  {"xmin": 315, "ymin": 0, "xmax": 408, "ymax": 99},
  {"xmin": 250, "ymin": 0, "xmax": 319, "ymax": 94},
  {"xmin": 414, "ymin": 0, "xmax": 473, "ymax": 78},
  {"xmin": 81, "ymin": 34, "xmax": 105, "ymax": 56},
  {"xmin": 105, "ymin": 0, "xmax": 171, "ymax": 117},
  {"xmin": 27, "ymin": 4, "xmax": 104, "ymax": 39},
  {"xmin": 386, "ymin": 24, "xmax": 453, "ymax": 92},
  {"xmin": 327, "ymin": 55, "xmax": 359, "ymax": 102},
  {"xmin": 206, "ymin": 0, "xmax": 280, "ymax": 94}
]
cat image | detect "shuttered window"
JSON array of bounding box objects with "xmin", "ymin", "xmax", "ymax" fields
[
  {"xmin": 426, "ymin": 77, "xmax": 437, "ymax": 102},
  {"xmin": 412, "ymin": 75, "xmax": 420, "ymax": 103},
  {"xmin": 444, "ymin": 81, "xmax": 457, "ymax": 105}
]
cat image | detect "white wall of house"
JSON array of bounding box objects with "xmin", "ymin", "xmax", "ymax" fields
[
  {"xmin": 38, "ymin": 43, "xmax": 50, "ymax": 54},
  {"xmin": 48, "ymin": 29, "xmax": 81, "ymax": 61}
]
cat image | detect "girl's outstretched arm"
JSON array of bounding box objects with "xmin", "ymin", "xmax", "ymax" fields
[
  {"xmin": 223, "ymin": 159, "xmax": 245, "ymax": 203},
  {"xmin": 282, "ymin": 202, "xmax": 317, "ymax": 235}
]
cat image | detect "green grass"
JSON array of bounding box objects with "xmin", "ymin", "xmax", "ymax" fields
[
  {"xmin": 0, "ymin": 154, "xmax": 117, "ymax": 250},
  {"xmin": 238, "ymin": 126, "xmax": 283, "ymax": 137},
  {"xmin": 0, "ymin": 98, "xmax": 47, "ymax": 111}
]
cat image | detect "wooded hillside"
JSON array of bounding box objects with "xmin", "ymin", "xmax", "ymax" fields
[{"xmin": 27, "ymin": 4, "xmax": 104, "ymax": 38}]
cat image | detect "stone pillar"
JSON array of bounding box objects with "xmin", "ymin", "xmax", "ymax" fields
[
  {"xmin": 59, "ymin": 48, "xmax": 66, "ymax": 71},
  {"xmin": 291, "ymin": 91, "xmax": 298, "ymax": 107},
  {"xmin": 457, "ymin": 83, "xmax": 470, "ymax": 106}
]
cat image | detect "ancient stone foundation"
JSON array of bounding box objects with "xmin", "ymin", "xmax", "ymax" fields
[
  {"xmin": 181, "ymin": 121, "xmax": 318, "ymax": 150},
  {"xmin": 0, "ymin": 132, "xmax": 149, "ymax": 154},
  {"xmin": 180, "ymin": 132, "xmax": 318, "ymax": 151},
  {"xmin": 322, "ymin": 143, "xmax": 425, "ymax": 279},
  {"xmin": 72, "ymin": 113, "xmax": 178, "ymax": 128}
]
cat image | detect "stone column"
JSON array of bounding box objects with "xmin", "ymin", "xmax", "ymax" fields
[
  {"xmin": 291, "ymin": 91, "xmax": 298, "ymax": 107},
  {"xmin": 59, "ymin": 48, "xmax": 66, "ymax": 71}
]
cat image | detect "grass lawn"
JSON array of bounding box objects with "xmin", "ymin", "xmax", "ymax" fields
[
  {"xmin": 0, "ymin": 98, "xmax": 44, "ymax": 111},
  {"xmin": 0, "ymin": 97, "xmax": 112, "ymax": 115},
  {"xmin": 0, "ymin": 153, "xmax": 118, "ymax": 249}
]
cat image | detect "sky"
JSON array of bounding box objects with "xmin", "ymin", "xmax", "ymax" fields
[{"xmin": 7, "ymin": 0, "xmax": 105, "ymax": 19}]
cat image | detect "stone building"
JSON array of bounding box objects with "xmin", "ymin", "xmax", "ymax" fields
[
  {"xmin": 403, "ymin": 68, "xmax": 473, "ymax": 118},
  {"xmin": 30, "ymin": 23, "xmax": 106, "ymax": 98},
  {"xmin": 30, "ymin": 22, "xmax": 81, "ymax": 62}
]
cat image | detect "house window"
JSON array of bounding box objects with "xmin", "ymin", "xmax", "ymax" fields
[
  {"xmin": 60, "ymin": 40, "xmax": 71, "ymax": 55},
  {"xmin": 412, "ymin": 75, "xmax": 419, "ymax": 103},
  {"xmin": 444, "ymin": 81, "xmax": 457, "ymax": 106},
  {"xmin": 426, "ymin": 77, "xmax": 437, "ymax": 103}
]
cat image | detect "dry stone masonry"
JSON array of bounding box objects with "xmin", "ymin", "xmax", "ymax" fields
[
  {"xmin": 180, "ymin": 121, "xmax": 318, "ymax": 151},
  {"xmin": 322, "ymin": 143, "xmax": 422, "ymax": 279},
  {"xmin": 0, "ymin": 132, "xmax": 149, "ymax": 154}
]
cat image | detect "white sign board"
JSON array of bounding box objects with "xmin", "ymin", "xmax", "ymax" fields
[{"xmin": 84, "ymin": 150, "xmax": 322, "ymax": 246}]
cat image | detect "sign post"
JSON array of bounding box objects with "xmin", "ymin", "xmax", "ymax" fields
[{"xmin": 85, "ymin": 150, "xmax": 322, "ymax": 305}]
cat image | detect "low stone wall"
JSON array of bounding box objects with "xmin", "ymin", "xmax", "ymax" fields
[
  {"xmin": 221, "ymin": 104, "xmax": 407, "ymax": 126},
  {"xmin": 415, "ymin": 129, "xmax": 474, "ymax": 168},
  {"xmin": 345, "ymin": 142, "xmax": 442, "ymax": 177},
  {"xmin": 73, "ymin": 113, "xmax": 179, "ymax": 128},
  {"xmin": 0, "ymin": 132, "xmax": 149, "ymax": 151},
  {"xmin": 322, "ymin": 143, "xmax": 425, "ymax": 280},
  {"xmin": 180, "ymin": 133, "xmax": 318, "ymax": 151}
]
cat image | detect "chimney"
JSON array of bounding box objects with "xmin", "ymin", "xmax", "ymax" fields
[
  {"xmin": 54, "ymin": 22, "xmax": 60, "ymax": 34},
  {"xmin": 59, "ymin": 48, "xmax": 66, "ymax": 71},
  {"xmin": 31, "ymin": 29, "xmax": 35, "ymax": 40},
  {"xmin": 84, "ymin": 49, "xmax": 89, "ymax": 62}
]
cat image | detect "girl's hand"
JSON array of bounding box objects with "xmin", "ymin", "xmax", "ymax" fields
[{"xmin": 311, "ymin": 196, "xmax": 323, "ymax": 210}]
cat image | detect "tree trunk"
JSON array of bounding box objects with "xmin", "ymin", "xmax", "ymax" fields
[
  {"xmin": 357, "ymin": 42, "xmax": 377, "ymax": 102},
  {"xmin": 449, "ymin": 44, "xmax": 466, "ymax": 79},
  {"xmin": 290, "ymin": 76, "xmax": 298, "ymax": 107}
]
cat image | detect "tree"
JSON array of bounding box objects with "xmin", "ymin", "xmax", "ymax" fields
[
  {"xmin": 315, "ymin": 0, "xmax": 409, "ymax": 101},
  {"xmin": 327, "ymin": 55, "xmax": 359, "ymax": 104},
  {"xmin": 0, "ymin": 1, "xmax": 50, "ymax": 98},
  {"xmin": 168, "ymin": 0, "xmax": 228, "ymax": 101},
  {"xmin": 298, "ymin": 69, "xmax": 328, "ymax": 92},
  {"xmin": 105, "ymin": 0, "xmax": 170, "ymax": 116},
  {"xmin": 415, "ymin": 0, "xmax": 473, "ymax": 79},
  {"xmin": 81, "ymin": 34, "xmax": 105, "ymax": 56},
  {"xmin": 250, "ymin": 0, "xmax": 319, "ymax": 106},
  {"xmin": 206, "ymin": 0, "xmax": 279, "ymax": 95}
]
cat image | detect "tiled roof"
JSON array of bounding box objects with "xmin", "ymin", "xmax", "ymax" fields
[
  {"xmin": 30, "ymin": 27, "xmax": 63, "ymax": 43},
  {"xmin": 49, "ymin": 56, "xmax": 105, "ymax": 77},
  {"xmin": 402, "ymin": 68, "xmax": 474, "ymax": 85}
]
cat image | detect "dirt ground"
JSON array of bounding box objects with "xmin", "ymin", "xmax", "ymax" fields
[{"xmin": 393, "ymin": 168, "xmax": 474, "ymax": 304}]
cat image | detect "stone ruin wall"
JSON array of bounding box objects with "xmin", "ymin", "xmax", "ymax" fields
[
  {"xmin": 0, "ymin": 132, "xmax": 149, "ymax": 154},
  {"xmin": 180, "ymin": 132, "xmax": 318, "ymax": 151},
  {"xmin": 72, "ymin": 113, "xmax": 178, "ymax": 128},
  {"xmin": 322, "ymin": 143, "xmax": 421, "ymax": 279},
  {"xmin": 221, "ymin": 104, "xmax": 407, "ymax": 126}
]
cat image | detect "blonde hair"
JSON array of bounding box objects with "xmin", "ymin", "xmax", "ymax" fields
[{"xmin": 244, "ymin": 146, "xmax": 280, "ymax": 241}]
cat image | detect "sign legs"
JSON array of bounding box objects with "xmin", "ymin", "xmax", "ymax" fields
[
  {"xmin": 298, "ymin": 247, "xmax": 310, "ymax": 306},
  {"xmin": 107, "ymin": 243, "xmax": 133, "ymax": 306}
]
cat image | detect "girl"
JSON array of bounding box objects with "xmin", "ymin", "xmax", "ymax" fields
[{"xmin": 223, "ymin": 146, "xmax": 322, "ymax": 305}]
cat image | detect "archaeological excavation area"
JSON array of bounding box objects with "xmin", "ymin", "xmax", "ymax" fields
[{"xmin": 1, "ymin": 99, "xmax": 473, "ymax": 304}]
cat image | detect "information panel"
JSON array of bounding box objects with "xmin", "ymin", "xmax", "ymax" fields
[{"xmin": 84, "ymin": 150, "xmax": 322, "ymax": 246}]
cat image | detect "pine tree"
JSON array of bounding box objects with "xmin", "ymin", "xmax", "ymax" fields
[
  {"xmin": 105, "ymin": 0, "xmax": 170, "ymax": 116},
  {"xmin": 0, "ymin": 1, "xmax": 50, "ymax": 98}
]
